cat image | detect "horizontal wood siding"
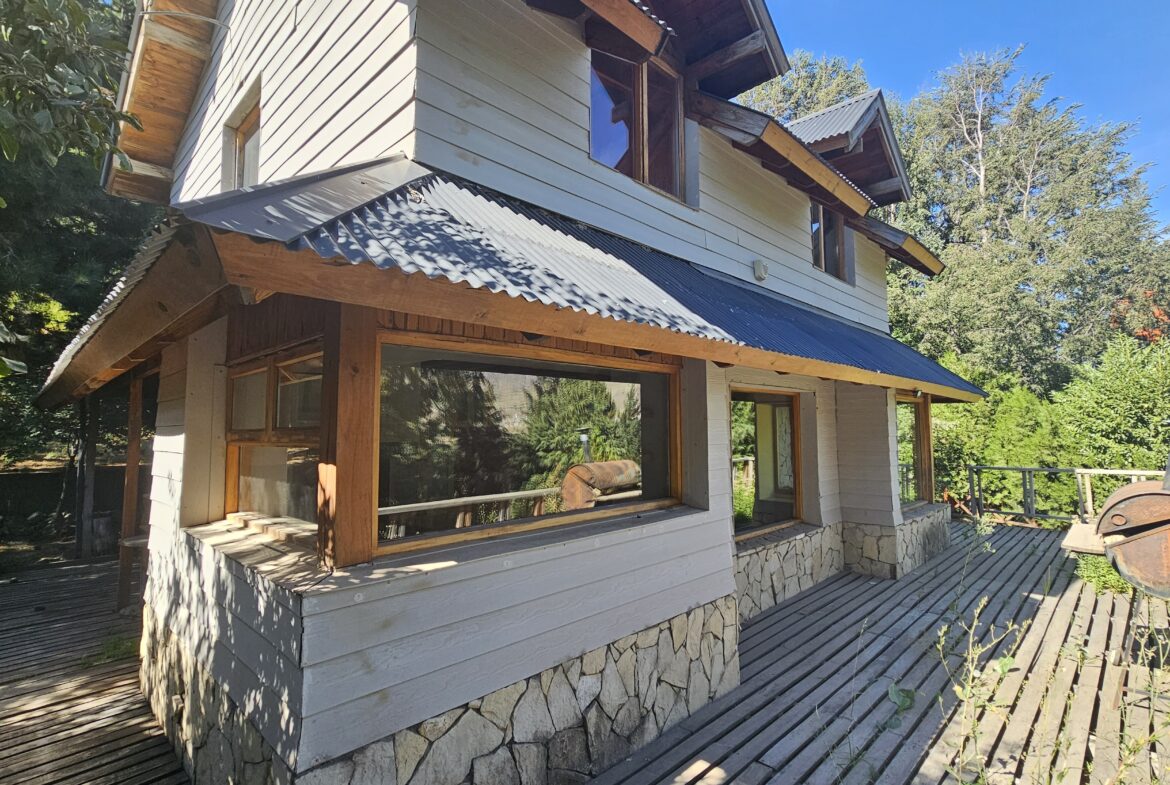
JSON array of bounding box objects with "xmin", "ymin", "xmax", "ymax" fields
[
  {"xmin": 143, "ymin": 326, "xmax": 306, "ymax": 770},
  {"xmin": 292, "ymin": 360, "xmax": 736, "ymax": 771},
  {"xmin": 412, "ymin": 0, "xmax": 890, "ymax": 330},
  {"xmin": 170, "ymin": 0, "xmax": 418, "ymax": 202},
  {"xmin": 835, "ymin": 383, "xmax": 901, "ymax": 526}
]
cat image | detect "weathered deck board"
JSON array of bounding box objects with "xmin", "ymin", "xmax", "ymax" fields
[
  {"xmin": 0, "ymin": 562, "xmax": 187, "ymax": 785},
  {"xmin": 595, "ymin": 522, "xmax": 1169, "ymax": 785}
]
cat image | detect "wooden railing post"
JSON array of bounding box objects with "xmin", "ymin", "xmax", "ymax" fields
[{"xmin": 318, "ymin": 303, "xmax": 378, "ymax": 569}]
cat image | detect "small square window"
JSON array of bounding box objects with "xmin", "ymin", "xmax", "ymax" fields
[
  {"xmin": 276, "ymin": 355, "xmax": 323, "ymax": 429},
  {"xmin": 230, "ymin": 370, "xmax": 268, "ymax": 431}
]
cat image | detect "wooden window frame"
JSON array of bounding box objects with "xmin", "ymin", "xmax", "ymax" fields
[
  {"xmin": 232, "ymin": 101, "xmax": 260, "ymax": 189},
  {"xmin": 896, "ymin": 392, "xmax": 934, "ymax": 504},
  {"xmin": 371, "ymin": 329, "xmax": 685, "ymax": 557},
  {"xmin": 810, "ymin": 202, "xmax": 852, "ymax": 282},
  {"xmin": 729, "ymin": 386, "xmax": 804, "ymax": 542},
  {"xmin": 589, "ymin": 51, "xmax": 686, "ymax": 202},
  {"xmin": 224, "ymin": 341, "xmax": 324, "ymax": 516}
]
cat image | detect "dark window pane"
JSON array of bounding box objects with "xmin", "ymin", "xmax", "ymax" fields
[
  {"xmin": 731, "ymin": 393, "xmax": 799, "ymax": 532},
  {"xmin": 823, "ymin": 210, "xmax": 842, "ymax": 278},
  {"xmin": 377, "ymin": 345, "xmax": 672, "ymax": 543},
  {"xmin": 810, "ymin": 203, "xmax": 824, "ymax": 271},
  {"xmin": 646, "ymin": 63, "xmax": 680, "ymax": 196},
  {"xmin": 238, "ymin": 445, "xmax": 319, "ymax": 522},
  {"xmin": 590, "ymin": 51, "xmax": 635, "ymax": 177},
  {"xmin": 277, "ymin": 355, "xmax": 323, "ymax": 429},
  {"xmin": 231, "ymin": 371, "xmax": 267, "ymax": 431}
]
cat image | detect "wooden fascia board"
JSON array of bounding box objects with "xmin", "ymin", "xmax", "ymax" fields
[
  {"xmin": 38, "ymin": 226, "xmax": 230, "ymax": 408},
  {"xmin": 687, "ymin": 91, "xmax": 871, "ymax": 217},
  {"xmin": 211, "ymin": 231, "xmax": 980, "ymax": 402},
  {"xmin": 870, "ymin": 97, "xmax": 912, "ymax": 202},
  {"xmin": 758, "ymin": 123, "xmax": 872, "ymax": 217},
  {"xmin": 741, "ymin": 0, "xmax": 788, "ymax": 75},
  {"xmin": 848, "ymin": 217, "xmax": 943, "ymax": 277},
  {"xmin": 580, "ymin": 0, "xmax": 670, "ymax": 57}
]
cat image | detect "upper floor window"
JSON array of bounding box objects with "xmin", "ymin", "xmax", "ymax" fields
[
  {"xmin": 810, "ymin": 203, "xmax": 851, "ymax": 282},
  {"xmin": 229, "ymin": 100, "xmax": 261, "ymax": 189},
  {"xmin": 589, "ymin": 51, "xmax": 683, "ymax": 199}
]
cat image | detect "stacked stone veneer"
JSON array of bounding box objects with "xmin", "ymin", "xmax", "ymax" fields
[
  {"xmin": 843, "ymin": 503, "xmax": 951, "ymax": 579},
  {"xmin": 141, "ymin": 604, "xmax": 290, "ymax": 785},
  {"xmin": 733, "ymin": 522, "xmax": 843, "ymax": 622},
  {"xmin": 143, "ymin": 594, "xmax": 739, "ymax": 785}
]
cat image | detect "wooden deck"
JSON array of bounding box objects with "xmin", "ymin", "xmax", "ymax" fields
[
  {"xmin": 1, "ymin": 527, "xmax": 1166, "ymax": 785},
  {"xmin": 0, "ymin": 561, "xmax": 188, "ymax": 785},
  {"xmin": 595, "ymin": 523, "xmax": 1170, "ymax": 785}
]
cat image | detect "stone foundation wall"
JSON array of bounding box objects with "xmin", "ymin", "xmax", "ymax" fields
[
  {"xmin": 733, "ymin": 522, "xmax": 843, "ymax": 622},
  {"xmin": 896, "ymin": 503, "xmax": 951, "ymax": 575},
  {"xmin": 843, "ymin": 503, "xmax": 951, "ymax": 579},
  {"xmin": 297, "ymin": 595, "xmax": 740, "ymax": 785},
  {"xmin": 140, "ymin": 604, "xmax": 290, "ymax": 785}
]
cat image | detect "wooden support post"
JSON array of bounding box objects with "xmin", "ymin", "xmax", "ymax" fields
[
  {"xmin": 74, "ymin": 397, "xmax": 98, "ymax": 559},
  {"xmin": 116, "ymin": 375, "xmax": 143, "ymax": 611},
  {"xmin": 318, "ymin": 303, "xmax": 378, "ymax": 569}
]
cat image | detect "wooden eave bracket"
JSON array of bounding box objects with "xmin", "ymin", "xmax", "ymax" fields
[
  {"xmin": 846, "ymin": 216, "xmax": 943, "ymax": 277},
  {"xmin": 686, "ymin": 91, "xmax": 873, "ymax": 217},
  {"xmin": 527, "ymin": 0, "xmax": 671, "ymax": 60},
  {"xmin": 685, "ymin": 30, "xmax": 767, "ymax": 82}
]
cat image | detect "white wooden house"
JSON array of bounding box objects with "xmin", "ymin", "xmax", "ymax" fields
[{"xmin": 41, "ymin": 1, "xmax": 980, "ymax": 783}]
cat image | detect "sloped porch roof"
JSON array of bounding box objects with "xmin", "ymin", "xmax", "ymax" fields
[{"xmin": 41, "ymin": 156, "xmax": 981, "ymax": 407}]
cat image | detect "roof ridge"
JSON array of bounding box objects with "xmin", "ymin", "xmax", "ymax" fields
[{"xmin": 787, "ymin": 88, "xmax": 881, "ymax": 127}]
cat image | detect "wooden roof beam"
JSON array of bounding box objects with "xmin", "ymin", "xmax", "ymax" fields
[
  {"xmin": 686, "ymin": 90, "xmax": 872, "ymax": 217},
  {"xmin": 685, "ymin": 29, "xmax": 766, "ymax": 82}
]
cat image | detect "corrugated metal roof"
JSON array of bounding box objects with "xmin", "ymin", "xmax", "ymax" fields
[
  {"xmin": 42, "ymin": 223, "xmax": 181, "ymax": 396},
  {"xmin": 787, "ymin": 89, "xmax": 881, "ymax": 146},
  {"xmin": 183, "ymin": 157, "xmax": 981, "ymax": 398}
]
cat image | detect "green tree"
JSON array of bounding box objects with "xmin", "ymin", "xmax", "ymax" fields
[
  {"xmin": 0, "ymin": 152, "xmax": 155, "ymax": 463},
  {"xmin": 0, "ymin": 0, "xmax": 137, "ymax": 173},
  {"xmin": 1053, "ymin": 336, "xmax": 1170, "ymax": 473},
  {"xmin": 888, "ymin": 48, "xmax": 1170, "ymax": 394},
  {"xmin": 738, "ymin": 49, "xmax": 870, "ymax": 123}
]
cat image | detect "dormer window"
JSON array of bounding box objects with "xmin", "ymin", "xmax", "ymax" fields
[
  {"xmin": 810, "ymin": 203, "xmax": 852, "ymax": 282},
  {"xmin": 589, "ymin": 51, "xmax": 683, "ymax": 200}
]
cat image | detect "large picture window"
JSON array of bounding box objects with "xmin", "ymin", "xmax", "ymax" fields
[
  {"xmin": 589, "ymin": 50, "xmax": 684, "ymax": 199},
  {"xmin": 731, "ymin": 390, "xmax": 801, "ymax": 535},
  {"xmin": 376, "ymin": 343, "xmax": 676, "ymax": 546},
  {"xmin": 226, "ymin": 345, "xmax": 323, "ymax": 524}
]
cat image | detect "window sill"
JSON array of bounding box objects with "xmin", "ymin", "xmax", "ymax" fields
[{"xmin": 735, "ymin": 520, "xmax": 821, "ymax": 553}]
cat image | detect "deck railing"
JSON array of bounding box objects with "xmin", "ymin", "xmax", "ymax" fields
[{"xmin": 967, "ymin": 464, "xmax": 1166, "ymax": 523}]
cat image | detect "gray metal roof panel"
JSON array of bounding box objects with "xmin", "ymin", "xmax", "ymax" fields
[
  {"xmin": 265, "ymin": 160, "xmax": 980, "ymax": 398},
  {"xmin": 41, "ymin": 223, "xmax": 181, "ymax": 397},
  {"xmin": 787, "ymin": 89, "xmax": 882, "ymax": 145}
]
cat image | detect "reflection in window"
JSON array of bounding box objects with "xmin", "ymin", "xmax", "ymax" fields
[
  {"xmin": 377, "ymin": 345, "xmax": 672, "ymax": 543},
  {"xmin": 731, "ymin": 392, "xmax": 799, "ymax": 532},
  {"xmin": 589, "ymin": 51, "xmax": 684, "ymax": 199},
  {"xmin": 231, "ymin": 370, "xmax": 268, "ymax": 431},
  {"xmin": 277, "ymin": 355, "xmax": 323, "ymax": 429},
  {"xmin": 238, "ymin": 445, "xmax": 319, "ymax": 522},
  {"xmin": 589, "ymin": 51, "xmax": 635, "ymax": 178}
]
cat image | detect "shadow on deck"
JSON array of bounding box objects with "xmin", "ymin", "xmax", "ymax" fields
[
  {"xmin": 594, "ymin": 522, "xmax": 1169, "ymax": 785},
  {"xmin": 0, "ymin": 561, "xmax": 188, "ymax": 785}
]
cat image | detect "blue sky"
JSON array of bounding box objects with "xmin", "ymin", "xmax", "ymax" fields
[{"xmin": 767, "ymin": 0, "xmax": 1170, "ymax": 230}]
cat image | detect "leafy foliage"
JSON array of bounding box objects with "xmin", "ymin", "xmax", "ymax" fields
[
  {"xmin": 1075, "ymin": 554, "xmax": 1133, "ymax": 596},
  {"xmin": 739, "ymin": 50, "xmax": 870, "ymax": 124},
  {"xmin": 0, "ymin": 0, "xmax": 137, "ymax": 170},
  {"xmin": 0, "ymin": 151, "xmax": 156, "ymax": 463}
]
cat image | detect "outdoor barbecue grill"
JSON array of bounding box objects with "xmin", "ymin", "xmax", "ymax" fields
[{"xmin": 1095, "ymin": 450, "xmax": 1170, "ymax": 598}]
